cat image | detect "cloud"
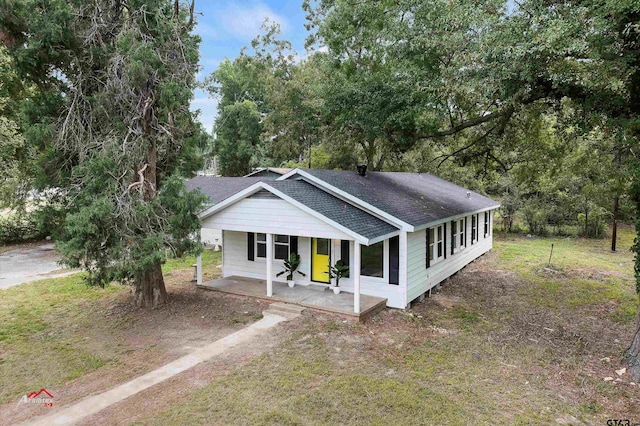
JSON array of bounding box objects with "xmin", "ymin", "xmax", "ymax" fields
[{"xmin": 217, "ymin": 3, "xmax": 289, "ymax": 40}]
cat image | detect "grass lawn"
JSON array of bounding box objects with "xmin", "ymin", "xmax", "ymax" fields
[
  {"xmin": 0, "ymin": 248, "xmax": 269, "ymax": 424},
  {"xmin": 2, "ymin": 230, "xmax": 639, "ymax": 425},
  {"xmin": 137, "ymin": 228, "xmax": 639, "ymax": 425}
]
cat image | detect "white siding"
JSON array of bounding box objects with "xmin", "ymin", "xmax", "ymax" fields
[
  {"xmin": 221, "ymin": 231, "xmax": 408, "ymax": 309},
  {"xmin": 326, "ymin": 237, "xmax": 407, "ymax": 309},
  {"xmin": 202, "ymin": 197, "xmax": 351, "ymax": 240},
  {"xmin": 222, "ymin": 230, "xmax": 314, "ymax": 282},
  {"xmin": 201, "ymin": 228, "xmax": 222, "ymax": 246},
  {"xmin": 406, "ymin": 212, "xmax": 494, "ymax": 304}
]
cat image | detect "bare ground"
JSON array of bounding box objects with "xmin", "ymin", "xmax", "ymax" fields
[
  {"xmin": 0, "ymin": 268, "xmax": 272, "ymax": 425},
  {"xmin": 4, "ymin": 241, "xmax": 638, "ymax": 424}
]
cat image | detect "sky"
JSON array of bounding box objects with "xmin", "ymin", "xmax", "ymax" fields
[{"xmin": 190, "ymin": 1, "xmax": 311, "ymax": 134}]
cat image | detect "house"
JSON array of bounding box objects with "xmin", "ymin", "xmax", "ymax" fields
[
  {"xmin": 199, "ymin": 168, "xmax": 292, "ymax": 245},
  {"xmin": 187, "ymin": 167, "xmax": 500, "ymax": 313}
]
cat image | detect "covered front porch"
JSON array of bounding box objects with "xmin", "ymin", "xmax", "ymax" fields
[{"xmin": 197, "ymin": 275, "xmax": 387, "ymax": 321}]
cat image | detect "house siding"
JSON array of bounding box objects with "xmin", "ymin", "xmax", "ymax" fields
[
  {"xmin": 406, "ymin": 212, "xmax": 494, "ymax": 304},
  {"xmin": 201, "ymin": 197, "xmax": 351, "ymax": 240},
  {"xmin": 222, "ymin": 230, "xmax": 313, "ymax": 281},
  {"xmin": 221, "ymin": 231, "xmax": 408, "ymax": 309}
]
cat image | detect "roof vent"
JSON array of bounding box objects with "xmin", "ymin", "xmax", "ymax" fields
[
  {"xmin": 466, "ymin": 191, "xmax": 471, "ymax": 199},
  {"xmin": 357, "ymin": 164, "xmax": 367, "ymax": 177}
]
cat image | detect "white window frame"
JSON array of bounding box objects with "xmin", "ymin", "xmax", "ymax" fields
[
  {"xmin": 274, "ymin": 234, "xmax": 290, "ymax": 260},
  {"xmin": 360, "ymin": 240, "xmax": 387, "ymax": 280},
  {"xmin": 256, "ymin": 233, "xmax": 290, "ymax": 261},
  {"xmin": 452, "ymin": 218, "xmax": 465, "ymax": 254},
  {"xmin": 256, "ymin": 233, "xmax": 267, "ymax": 259},
  {"xmin": 428, "ymin": 224, "xmax": 445, "ymax": 265},
  {"xmin": 471, "ymin": 214, "xmax": 479, "ymax": 244},
  {"xmin": 484, "ymin": 211, "xmax": 490, "ymax": 238}
]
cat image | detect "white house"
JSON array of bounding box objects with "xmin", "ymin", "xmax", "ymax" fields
[{"xmin": 187, "ymin": 167, "xmax": 500, "ymax": 313}]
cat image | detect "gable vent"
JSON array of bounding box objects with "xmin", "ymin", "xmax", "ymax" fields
[{"xmin": 249, "ymin": 189, "xmax": 277, "ymax": 199}]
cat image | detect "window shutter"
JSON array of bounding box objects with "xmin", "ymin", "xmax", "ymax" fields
[
  {"xmin": 340, "ymin": 240, "xmax": 350, "ymax": 278},
  {"xmin": 464, "ymin": 217, "xmax": 468, "ymax": 247},
  {"xmin": 389, "ymin": 236, "xmax": 399, "ymax": 285},
  {"xmin": 290, "ymin": 236, "xmax": 298, "ymax": 255},
  {"xmin": 443, "ymin": 223, "xmax": 447, "ymax": 259},
  {"xmin": 426, "ymin": 228, "xmax": 431, "ymax": 268},
  {"xmin": 451, "ymin": 221, "xmax": 455, "ymax": 256},
  {"xmin": 247, "ymin": 232, "xmax": 255, "ymax": 261}
]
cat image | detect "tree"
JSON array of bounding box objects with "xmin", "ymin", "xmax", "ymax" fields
[
  {"xmin": 49, "ymin": 0, "xmax": 205, "ymax": 308},
  {"xmin": 304, "ymin": 0, "xmax": 640, "ymax": 376},
  {"xmin": 215, "ymin": 100, "xmax": 263, "ymax": 176}
]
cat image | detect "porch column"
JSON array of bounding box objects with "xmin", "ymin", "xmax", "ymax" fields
[
  {"xmin": 353, "ymin": 240, "xmax": 361, "ymax": 314},
  {"xmin": 266, "ymin": 233, "xmax": 273, "ymax": 297},
  {"xmin": 196, "ymin": 254, "xmax": 203, "ymax": 285}
]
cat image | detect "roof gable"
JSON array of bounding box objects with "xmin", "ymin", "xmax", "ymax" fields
[{"xmin": 197, "ymin": 181, "xmax": 399, "ymax": 244}]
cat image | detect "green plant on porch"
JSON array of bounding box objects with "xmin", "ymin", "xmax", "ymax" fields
[
  {"xmin": 327, "ymin": 260, "xmax": 349, "ymax": 287},
  {"xmin": 276, "ymin": 252, "xmax": 307, "ymax": 281}
]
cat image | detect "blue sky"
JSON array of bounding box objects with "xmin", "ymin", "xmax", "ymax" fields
[{"xmin": 190, "ymin": 1, "xmax": 310, "ymax": 134}]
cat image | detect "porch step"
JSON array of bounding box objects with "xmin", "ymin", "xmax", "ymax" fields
[{"xmin": 266, "ymin": 302, "xmax": 305, "ymax": 319}]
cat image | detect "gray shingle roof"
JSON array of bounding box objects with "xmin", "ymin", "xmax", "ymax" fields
[
  {"xmin": 266, "ymin": 180, "xmax": 398, "ymax": 240},
  {"xmin": 186, "ymin": 168, "xmax": 500, "ymax": 238},
  {"xmin": 299, "ymin": 169, "xmax": 499, "ymax": 227},
  {"xmin": 185, "ymin": 176, "xmax": 266, "ymax": 205}
]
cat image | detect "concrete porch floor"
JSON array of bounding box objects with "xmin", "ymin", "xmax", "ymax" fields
[{"xmin": 197, "ymin": 276, "xmax": 387, "ymax": 321}]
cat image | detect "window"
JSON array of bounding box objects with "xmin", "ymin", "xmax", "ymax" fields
[
  {"xmin": 452, "ymin": 218, "xmax": 465, "ymax": 253},
  {"xmin": 389, "ymin": 236, "xmax": 399, "ymax": 285},
  {"xmin": 256, "ymin": 233, "xmax": 267, "ymax": 258},
  {"xmin": 361, "ymin": 241, "xmax": 383, "ymax": 277},
  {"xmin": 427, "ymin": 224, "xmax": 445, "ymax": 266},
  {"xmin": 340, "ymin": 240, "xmax": 350, "ymax": 278},
  {"xmin": 471, "ymin": 214, "xmax": 478, "ymax": 244},
  {"xmin": 428, "ymin": 228, "xmax": 435, "ymax": 263},
  {"xmin": 274, "ymin": 234, "xmax": 290, "ymax": 260},
  {"xmin": 255, "ymin": 234, "xmax": 290, "ymax": 260},
  {"xmin": 316, "ymin": 238, "xmax": 329, "ymax": 255},
  {"xmin": 484, "ymin": 211, "xmax": 490, "ymax": 238}
]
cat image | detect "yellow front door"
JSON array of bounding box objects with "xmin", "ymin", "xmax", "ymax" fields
[{"xmin": 311, "ymin": 238, "xmax": 330, "ymax": 283}]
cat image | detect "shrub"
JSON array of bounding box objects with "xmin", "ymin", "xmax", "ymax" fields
[{"xmin": 0, "ymin": 213, "xmax": 46, "ymax": 244}]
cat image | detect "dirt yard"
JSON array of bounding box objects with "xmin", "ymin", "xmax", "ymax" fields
[
  {"xmin": 0, "ymin": 251, "xmax": 281, "ymax": 425},
  {"xmin": 2, "ymin": 232, "xmax": 639, "ymax": 425},
  {"xmin": 133, "ymin": 232, "xmax": 638, "ymax": 425}
]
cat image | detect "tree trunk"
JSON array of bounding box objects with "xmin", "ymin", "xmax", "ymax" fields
[
  {"xmin": 625, "ymin": 305, "xmax": 640, "ymax": 381},
  {"xmin": 612, "ymin": 196, "xmax": 619, "ymax": 251},
  {"xmin": 133, "ymin": 261, "xmax": 168, "ymax": 308}
]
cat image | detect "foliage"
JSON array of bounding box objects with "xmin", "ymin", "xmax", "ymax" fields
[
  {"xmin": 327, "ymin": 260, "xmax": 349, "ymax": 287},
  {"xmin": 2, "ymin": 0, "xmax": 207, "ymax": 306},
  {"xmin": 276, "ymin": 252, "xmax": 306, "ymax": 281},
  {"xmin": 215, "ymin": 100, "xmax": 263, "ymax": 176},
  {"xmin": 0, "ymin": 212, "xmax": 42, "ymax": 243}
]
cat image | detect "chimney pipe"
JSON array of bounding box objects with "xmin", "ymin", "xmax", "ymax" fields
[{"xmin": 357, "ymin": 164, "xmax": 367, "ymax": 176}]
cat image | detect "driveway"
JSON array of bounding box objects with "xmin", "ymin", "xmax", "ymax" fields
[{"xmin": 0, "ymin": 243, "xmax": 75, "ymax": 289}]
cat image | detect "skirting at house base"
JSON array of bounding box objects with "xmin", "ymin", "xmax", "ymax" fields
[{"xmin": 197, "ymin": 276, "xmax": 387, "ymax": 322}]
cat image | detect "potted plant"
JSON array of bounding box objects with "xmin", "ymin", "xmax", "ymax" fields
[
  {"xmin": 276, "ymin": 252, "xmax": 306, "ymax": 287},
  {"xmin": 328, "ymin": 260, "xmax": 349, "ymax": 295}
]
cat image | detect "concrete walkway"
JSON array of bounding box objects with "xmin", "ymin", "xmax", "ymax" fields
[{"xmin": 21, "ymin": 308, "xmax": 297, "ymax": 426}]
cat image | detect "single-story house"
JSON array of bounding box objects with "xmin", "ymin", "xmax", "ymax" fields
[
  {"xmin": 187, "ymin": 167, "xmax": 500, "ymax": 312},
  {"xmin": 199, "ymin": 168, "xmax": 293, "ymax": 246}
]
